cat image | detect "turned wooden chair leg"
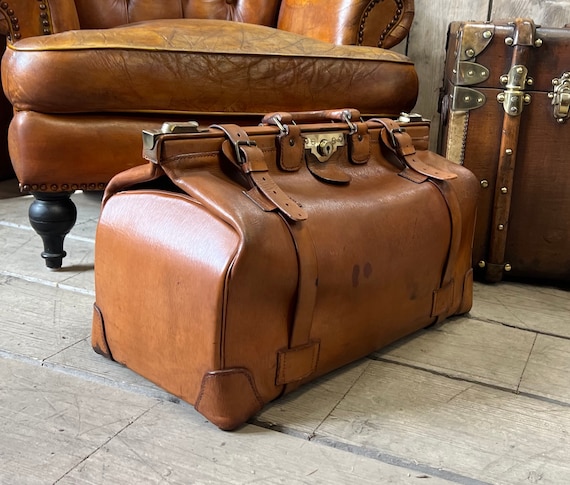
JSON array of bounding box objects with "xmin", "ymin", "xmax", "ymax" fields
[{"xmin": 28, "ymin": 192, "xmax": 77, "ymax": 270}]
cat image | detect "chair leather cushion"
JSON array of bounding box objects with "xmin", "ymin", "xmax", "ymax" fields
[{"xmin": 2, "ymin": 19, "xmax": 418, "ymax": 116}]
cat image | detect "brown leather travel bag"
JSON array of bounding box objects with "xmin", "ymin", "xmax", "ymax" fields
[
  {"xmin": 439, "ymin": 19, "xmax": 570, "ymax": 283},
  {"xmin": 92, "ymin": 110, "xmax": 479, "ymax": 430}
]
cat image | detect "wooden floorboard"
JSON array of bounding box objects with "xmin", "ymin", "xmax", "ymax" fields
[
  {"xmin": 471, "ymin": 282, "xmax": 570, "ymax": 338},
  {"xmin": 2, "ymin": 180, "xmax": 570, "ymax": 484},
  {"xmin": 316, "ymin": 361, "xmax": 570, "ymax": 485},
  {"xmin": 373, "ymin": 316, "xmax": 536, "ymax": 391}
]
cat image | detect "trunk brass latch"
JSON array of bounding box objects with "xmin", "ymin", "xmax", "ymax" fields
[
  {"xmin": 497, "ymin": 65, "xmax": 532, "ymax": 116},
  {"xmin": 549, "ymin": 72, "xmax": 570, "ymax": 123}
]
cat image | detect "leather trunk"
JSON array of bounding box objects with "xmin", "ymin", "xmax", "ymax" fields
[
  {"xmin": 92, "ymin": 110, "xmax": 479, "ymax": 430},
  {"xmin": 439, "ymin": 19, "xmax": 570, "ymax": 283}
]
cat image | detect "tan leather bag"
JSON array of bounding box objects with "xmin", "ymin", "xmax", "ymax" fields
[{"xmin": 92, "ymin": 110, "xmax": 479, "ymax": 430}]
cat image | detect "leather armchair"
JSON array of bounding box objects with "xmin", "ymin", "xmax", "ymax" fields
[{"xmin": 0, "ymin": 0, "xmax": 417, "ymax": 268}]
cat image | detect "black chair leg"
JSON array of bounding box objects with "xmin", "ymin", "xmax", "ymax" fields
[{"xmin": 28, "ymin": 192, "xmax": 77, "ymax": 270}]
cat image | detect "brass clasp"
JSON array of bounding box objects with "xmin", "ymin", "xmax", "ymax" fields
[
  {"xmin": 497, "ymin": 65, "xmax": 532, "ymax": 116},
  {"xmin": 548, "ymin": 72, "xmax": 570, "ymax": 123},
  {"xmin": 304, "ymin": 133, "xmax": 346, "ymax": 163}
]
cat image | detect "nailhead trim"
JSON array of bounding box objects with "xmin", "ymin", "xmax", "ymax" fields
[
  {"xmin": 21, "ymin": 182, "xmax": 107, "ymax": 192},
  {"xmin": 1, "ymin": 0, "xmax": 52, "ymax": 41},
  {"xmin": 358, "ymin": 0, "xmax": 404, "ymax": 48}
]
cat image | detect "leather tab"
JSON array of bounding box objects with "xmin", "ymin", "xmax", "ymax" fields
[
  {"xmin": 431, "ymin": 279, "xmax": 455, "ymax": 319},
  {"xmin": 306, "ymin": 152, "xmax": 352, "ymax": 185},
  {"xmin": 276, "ymin": 341, "xmax": 320, "ymax": 386},
  {"xmin": 349, "ymin": 122, "xmax": 370, "ymax": 165},
  {"xmin": 195, "ymin": 368, "xmax": 264, "ymax": 430},
  {"xmin": 91, "ymin": 303, "xmax": 113, "ymax": 360},
  {"xmin": 278, "ymin": 124, "xmax": 304, "ymax": 171}
]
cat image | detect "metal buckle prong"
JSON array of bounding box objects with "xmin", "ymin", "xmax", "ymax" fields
[
  {"xmin": 388, "ymin": 127, "xmax": 406, "ymax": 149},
  {"xmin": 234, "ymin": 140, "xmax": 257, "ymax": 164}
]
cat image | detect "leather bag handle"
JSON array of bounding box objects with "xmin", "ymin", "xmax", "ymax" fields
[{"xmin": 261, "ymin": 108, "xmax": 361, "ymax": 127}]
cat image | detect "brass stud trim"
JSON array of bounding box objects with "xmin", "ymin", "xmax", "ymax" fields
[{"xmin": 359, "ymin": 0, "xmax": 404, "ymax": 47}]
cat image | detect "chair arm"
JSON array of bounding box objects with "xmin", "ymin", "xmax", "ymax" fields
[
  {"xmin": 277, "ymin": 0, "xmax": 414, "ymax": 48},
  {"xmin": 0, "ymin": 0, "xmax": 79, "ymax": 43}
]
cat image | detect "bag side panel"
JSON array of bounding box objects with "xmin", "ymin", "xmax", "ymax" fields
[{"xmin": 94, "ymin": 190, "xmax": 240, "ymax": 405}]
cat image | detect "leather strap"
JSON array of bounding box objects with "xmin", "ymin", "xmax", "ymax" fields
[
  {"xmin": 212, "ymin": 124, "xmax": 308, "ymax": 222},
  {"xmin": 371, "ymin": 119, "xmax": 462, "ymax": 320},
  {"xmin": 212, "ymin": 123, "xmax": 320, "ymax": 391},
  {"xmin": 429, "ymin": 180, "xmax": 463, "ymax": 322},
  {"xmin": 276, "ymin": 219, "xmax": 320, "ymax": 393},
  {"xmin": 371, "ymin": 118, "xmax": 458, "ymax": 181},
  {"xmin": 485, "ymin": 19, "xmax": 535, "ymax": 282}
]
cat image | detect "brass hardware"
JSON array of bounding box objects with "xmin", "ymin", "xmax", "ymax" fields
[
  {"xmin": 548, "ymin": 72, "xmax": 570, "ymax": 123},
  {"xmin": 534, "ymin": 39, "xmax": 543, "ymax": 47},
  {"xmin": 500, "ymin": 75, "xmax": 509, "ymax": 85},
  {"xmin": 497, "ymin": 65, "xmax": 531, "ymax": 116},
  {"xmin": 480, "ymin": 179, "xmax": 489, "ymax": 188},
  {"xmin": 527, "ymin": 78, "xmax": 534, "ymax": 86},
  {"xmin": 501, "ymin": 187, "xmax": 508, "ymax": 194},
  {"xmin": 498, "ymin": 224, "xmax": 505, "ymax": 231},
  {"xmin": 142, "ymin": 121, "xmax": 205, "ymax": 151},
  {"xmin": 505, "ymin": 37, "xmax": 514, "ymax": 46},
  {"xmin": 504, "ymin": 263, "xmax": 513, "ymax": 272},
  {"xmin": 478, "ymin": 260, "xmax": 486, "ymax": 268},
  {"xmin": 304, "ymin": 132, "xmax": 346, "ymax": 163},
  {"xmin": 459, "ymin": 23, "xmax": 495, "ymax": 60},
  {"xmin": 454, "ymin": 61, "xmax": 490, "ymax": 86},
  {"xmin": 451, "ymin": 86, "xmax": 486, "ymax": 112},
  {"xmin": 160, "ymin": 121, "xmax": 200, "ymax": 134},
  {"xmin": 505, "ymin": 148, "xmax": 513, "ymax": 155},
  {"xmin": 398, "ymin": 112, "xmax": 424, "ymax": 123}
]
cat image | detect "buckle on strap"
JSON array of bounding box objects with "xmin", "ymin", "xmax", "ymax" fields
[
  {"xmin": 234, "ymin": 140, "xmax": 257, "ymax": 165},
  {"xmin": 387, "ymin": 127, "xmax": 406, "ymax": 149}
]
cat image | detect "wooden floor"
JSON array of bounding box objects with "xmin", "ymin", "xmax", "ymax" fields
[{"xmin": 1, "ymin": 177, "xmax": 569, "ymax": 485}]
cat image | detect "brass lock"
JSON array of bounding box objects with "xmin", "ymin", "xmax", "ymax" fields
[
  {"xmin": 304, "ymin": 132, "xmax": 346, "ymax": 162},
  {"xmin": 548, "ymin": 72, "xmax": 570, "ymax": 123}
]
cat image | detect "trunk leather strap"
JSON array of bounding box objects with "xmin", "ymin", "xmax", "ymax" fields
[{"xmin": 485, "ymin": 19, "xmax": 535, "ymax": 282}]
